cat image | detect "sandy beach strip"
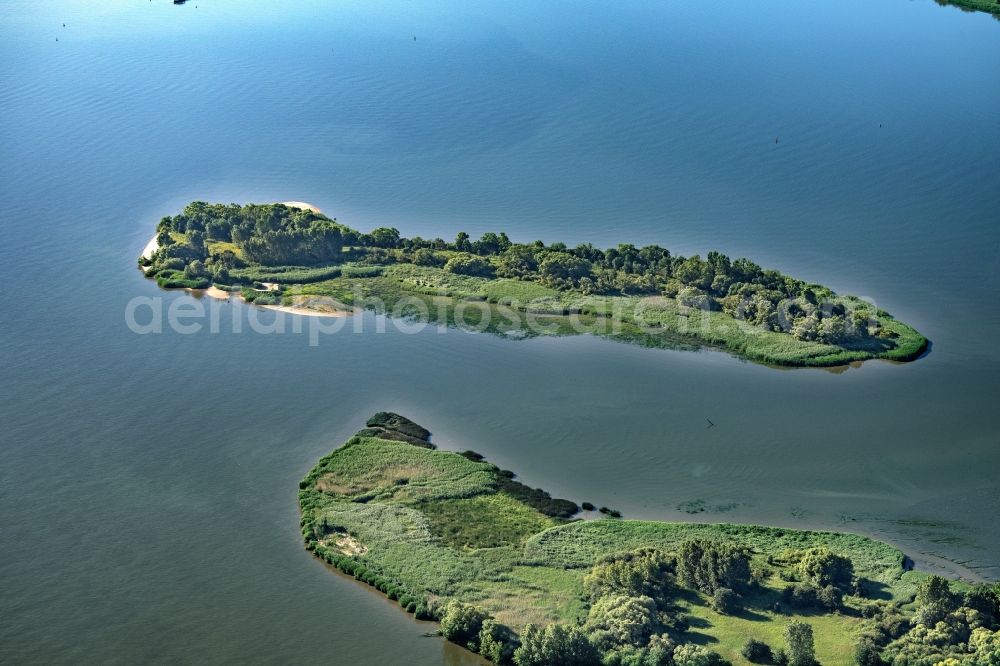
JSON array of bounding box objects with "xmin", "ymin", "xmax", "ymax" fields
[
  {"xmin": 141, "ymin": 235, "xmax": 159, "ymax": 260},
  {"xmin": 281, "ymin": 201, "xmax": 323, "ymax": 213},
  {"xmin": 254, "ymin": 303, "xmax": 352, "ymax": 318},
  {"xmin": 203, "ymin": 286, "xmax": 232, "ymax": 300}
]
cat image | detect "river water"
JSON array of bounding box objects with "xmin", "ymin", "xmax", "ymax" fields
[{"xmin": 1, "ymin": 0, "xmax": 998, "ymax": 663}]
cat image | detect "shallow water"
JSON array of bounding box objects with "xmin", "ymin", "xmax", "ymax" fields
[{"xmin": 1, "ymin": 0, "xmax": 999, "ymax": 663}]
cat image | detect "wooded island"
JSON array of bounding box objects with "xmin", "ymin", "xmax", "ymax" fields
[{"xmin": 139, "ymin": 202, "xmax": 927, "ymax": 367}]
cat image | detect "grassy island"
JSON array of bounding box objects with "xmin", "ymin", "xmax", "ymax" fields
[
  {"xmin": 139, "ymin": 202, "xmax": 928, "ymax": 367},
  {"xmin": 299, "ymin": 414, "xmax": 999, "ymax": 666}
]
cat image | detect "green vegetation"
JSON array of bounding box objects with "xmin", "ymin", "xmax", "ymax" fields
[
  {"xmin": 140, "ymin": 202, "xmax": 928, "ymax": 368},
  {"xmin": 298, "ymin": 414, "xmax": 998, "ymax": 665}
]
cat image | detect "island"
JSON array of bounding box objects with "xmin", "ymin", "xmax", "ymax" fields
[
  {"xmin": 299, "ymin": 414, "xmax": 999, "ymax": 666},
  {"xmin": 937, "ymin": 0, "xmax": 1000, "ymax": 18},
  {"xmin": 138, "ymin": 202, "xmax": 928, "ymax": 367}
]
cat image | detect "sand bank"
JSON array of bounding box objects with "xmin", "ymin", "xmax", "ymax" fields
[
  {"xmin": 141, "ymin": 235, "xmax": 159, "ymax": 260},
  {"xmin": 255, "ymin": 303, "xmax": 352, "ymax": 318},
  {"xmin": 203, "ymin": 286, "xmax": 231, "ymax": 300},
  {"xmin": 282, "ymin": 201, "xmax": 322, "ymax": 213}
]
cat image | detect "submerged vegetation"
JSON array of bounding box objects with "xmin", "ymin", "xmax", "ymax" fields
[
  {"xmin": 139, "ymin": 202, "xmax": 928, "ymax": 367},
  {"xmin": 299, "ymin": 415, "xmax": 998, "ymax": 665}
]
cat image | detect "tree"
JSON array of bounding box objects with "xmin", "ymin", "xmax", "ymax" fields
[
  {"xmin": 478, "ymin": 618, "xmax": 517, "ymax": 663},
  {"xmin": 474, "ymin": 232, "xmax": 509, "ymax": 255},
  {"xmin": 205, "ymin": 219, "xmax": 231, "ymax": 241},
  {"xmin": 538, "ymin": 251, "xmax": 592, "ymax": 286},
  {"xmin": 671, "ymin": 644, "xmax": 729, "ymax": 666},
  {"xmin": 741, "ymin": 639, "xmax": 773, "ymax": 664},
  {"xmin": 816, "ymin": 315, "xmax": 846, "ymax": 344},
  {"xmin": 439, "ymin": 600, "xmax": 490, "ymax": 650},
  {"xmin": 745, "ymin": 293, "xmax": 779, "ymax": 330},
  {"xmin": 582, "ymin": 550, "xmax": 674, "ymax": 601},
  {"xmin": 850, "ymin": 308, "xmax": 873, "ymax": 337},
  {"xmin": 444, "ymin": 253, "xmax": 494, "ymax": 278},
  {"xmin": 854, "ymin": 637, "xmax": 885, "ymax": 666},
  {"xmin": 367, "ymin": 227, "xmax": 401, "ymax": 248},
  {"xmin": 969, "ymin": 627, "xmax": 1000, "ymax": 665},
  {"xmin": 673, "ymin": 256, "xmax": 713, "ymax": 290},
  {"xmin": 454, "ymin": 231, "xmax": 472, "ymax": 252},
  {"xmin": 188, "ymin": 229, "xmax": 206, "ymax": 248},
  {"xmin": 816, "ymin": 585, "xmax": 843, "ymax": 611},
  {"xmin": 784, "ymin": 621, "xmax": 816, "ymax": 666},
  {"xmin": 964, "ymin": 584, "xmax": 1000, "ymax": 626},
  {"xmin": 155, "ymin": 229, "xmax": 174, "ymax": 247},
  {"xmin": 513, "ymin": 623, "xmax": 600, "ymax": 666},
  {"xmin": 797, "ymin": 548, "xmax": 854, "ymax": 590},
  {"xmin": 676, "ymin": 540, "xmax": 752, "ymax": 594},
  {"xmin": 711, "ymin": 588, "xmax": 742, "ymax": 615},
  {"xmin": 412, "ymin": 248, "xmax": 444, "ymax": 267},
  {"xmin": 791, "ymin": 314, "xmax": 819, "ymax": 341},
  {"xmin": 495, "ymin": 245, "xmax": 539, "ymax": 278},
  {"xmin": 915, "ymin": 576, "xmax": 958, "ymax": 627},
  {"xmin": 184, "ymin": 259, "xmax": 206, "ymax": 279},
  {"xmin": 583, "ymin": 594, "xmax": 660, "ymax": 649}
]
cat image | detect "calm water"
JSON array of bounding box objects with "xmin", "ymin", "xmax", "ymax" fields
[{"xmin": 2, "ymin": 0, "xmax": 999, "ymax": 663}]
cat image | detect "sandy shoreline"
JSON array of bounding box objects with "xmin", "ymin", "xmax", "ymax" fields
[
  {"xmin": 192, "ymin": 284, "xmax": 351, "ymax": 318},
  {"xmin": 282, "ymin": 201, "xmax": 322, "ymax": 213},
  {"xmin": 257, "ymin": 303, "xmax": 352, "ymax": 318},
  {"xmin": 192, "ymin": 284, "xmax": 352, "ymax": 318},
  {"xmin": 141, "ymin": 234, "xmax": 159, "ymax": 259}
]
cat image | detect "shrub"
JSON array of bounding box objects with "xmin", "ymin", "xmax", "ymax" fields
[
  {"xmin": 780, "ymin": 583, "xmax": 821, "ymax": 610},
  {"xmin": 742, "ymin": 639, "xmax": 773, "ymax": 663},
  {"xmin": 445, "ymin": 253, "xmax": 494, "ymax": 278},
  {"xmin": 365, "ymin": 412, "xmax": 431, "ymax": 441},
  {"xmin": 478, "ymin": 619, "xmax": 518, "ymax": 663},
  {"xmin": 711, "ymin": 587, "xmax": 742, "ymax": 615},
  {"xmin": 797, "ymin": 547, "xmax": 854, "ymax": 590},
  {"xmin": 817, "ymin": 585, "xmax": 843, "ymax": 611},
  {"xmin": 156, "ymin": 273, "xmax": 210, "ymax": 289},
  {"xmin": 496, "ymin": 476, "xmax": 578, "ymax": 519},
  {"xmin": 439, "ymin": 600, "xmax": 490, "ymax": 650},
  {"xmin": 784, "ymin": 621, "xmax": 816, "ymax": 666},
  {"xmin": 583, "ymin": 550, "xmax": 675, "ymax": 602},
  {"xmin": 512, "ymin": 623, "xmax": 599, "ymax": 666},
  {"xmin": 459, "ymin": 450, "xmax": 485, "ymax": 462},
  {"xmin": 341, "ymin": 265, "xmax": 383, "ymax": 277},
  {"xmin": 963, "ymin": 584, "xmax": 1000, "ymax": 622},
  {"xmin": 412, "ymin": 248, "xmax": 445, "ymax": 267},
  {"xmin": 877, "ymin": 614, "xmax": 911, "ymax": 641},
  {"xmin": 584, "ymin": 594, "xmax": 661, "ymax": 650},
  {"xmin": 229, "ymin": 264, "xmax": 342, "ymax": 284},
  {"xmin": 854, "ymin": 637, "xmax": 886, "ymax": 666},
  {"xmin": 677, "ymin": 539, "xmax": 752, "ymax": 594},
  {"xmin": 914, "ymin": 575, "xmax": 958, "ymax": 626},
  {"xmin": 671, "ymin": 644, "xmax": 729, "ymax": 666}
]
